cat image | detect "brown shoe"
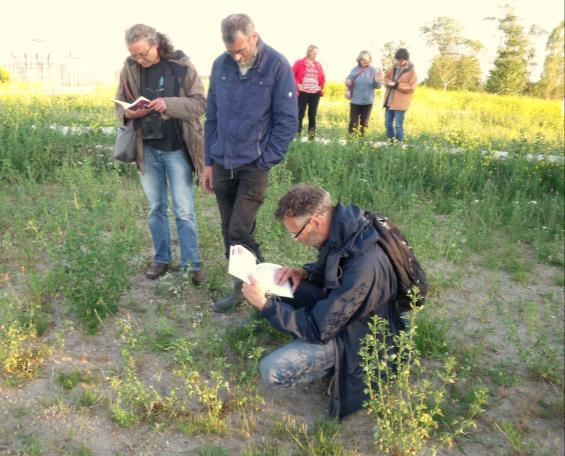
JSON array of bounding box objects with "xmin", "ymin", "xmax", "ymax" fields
[
  {"xmin": 190, "ymin": 270, "xmax": 207, "ymax": 286},
  {"xmin": 145, "ymin": 262, "xmax": 169, "ymax": 280}
]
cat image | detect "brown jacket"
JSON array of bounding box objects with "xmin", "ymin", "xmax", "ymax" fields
[
  {"xmin": 383, "ymin": 63, "xmax": 417, "ymax": 111},
  {"xmin": 114, "ymin": 51, "xmax": 206, "ymax": 178}
]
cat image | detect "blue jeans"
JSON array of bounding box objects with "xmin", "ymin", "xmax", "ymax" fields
[
  {"xmin": 139, "ymin": 146, "xmax": 201, "ymax": 270},
  {"xmin": 260, "ymin": 338, "xmax": 335, "ymax": 386},
  {"xmin": 385, "ymin": 109, "xmax": 406, "ymax": 141},
  {"xmin": 260, "ymin": 282, "xmax": 335, "ymax": 386}
]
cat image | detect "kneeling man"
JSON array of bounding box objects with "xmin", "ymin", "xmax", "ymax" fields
[{"xmin": 242, "ymin": 184, "xmax": 405, "ymax": 419}]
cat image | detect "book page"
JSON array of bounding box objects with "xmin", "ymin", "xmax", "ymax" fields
[
  {"xmin": 255, "ymin": 263, "xmax": 294, "ymax": 298},
  {"xmin": 227, "ymin": 245, "xmax": 293, "ymax": 298},
  {"xmin": 228, "ymin": 245, "xmax": 257, "ymax": 283},
  {"xmin": 127, "ymin": 96, "xmax": 151, "ymax": 111},
  {"xmin": 113, "ymin": 96, "xmax": 151, "ymax": 111}
]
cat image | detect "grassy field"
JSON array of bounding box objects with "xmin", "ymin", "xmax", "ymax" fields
[{"xmin": 0, "ymin": 82, "xmax": 563, "ymax": 455}]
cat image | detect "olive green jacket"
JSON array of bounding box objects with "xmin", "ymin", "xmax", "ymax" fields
[{"xmin": 115, "ymin": 51, "xmax": 206, "ymax": 178}]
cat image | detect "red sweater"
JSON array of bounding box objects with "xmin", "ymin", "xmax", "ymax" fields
[{"xmin": 292, "ymin": 58, "xmax": 326, "ymax": 96}]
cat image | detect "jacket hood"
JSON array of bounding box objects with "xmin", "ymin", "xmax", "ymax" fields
[{"xmin": 315, "ymin": 204, "xmax": 378, "ymax": 289}]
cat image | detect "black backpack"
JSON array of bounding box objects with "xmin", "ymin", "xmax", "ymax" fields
[{"xmin": 364, "ymin": 212, "xmax": 428, "ymax": 313}]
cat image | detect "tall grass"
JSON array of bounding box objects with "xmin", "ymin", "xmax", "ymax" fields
[
  {"xmin": 0, "ymin": 85, "xmax": 121, "ymax": 182},
  {"xmin": 1, "ymin": 163, "xmax": 145, "ymax": 332},
  {"xmin": 279, "ymin": 140, "xmax": 563, "ymax": 265},
  {"xmin": 0, "ymin": 82, "xmax": 562, "ymax": 183}
]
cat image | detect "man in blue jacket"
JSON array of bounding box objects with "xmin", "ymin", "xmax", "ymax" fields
[
  {"xmin": 242, "ymin": 185, "xmax": 405, "ymax": 419},
  {"xmin": 203, "ymin": 14, "xmax": 298, "ymax": 312}
]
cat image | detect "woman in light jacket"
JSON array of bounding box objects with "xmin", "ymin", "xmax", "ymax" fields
[
  {"xmin": 383, "ymin": 48, "xmax": 417, "ymax": 142},
  {"xmin": 345, "ymin": 50, "xmax": 381, "ymax": 135},
  {"xmin": 292, "ymin": 45, "xmax": 326, "ymax": 139}
]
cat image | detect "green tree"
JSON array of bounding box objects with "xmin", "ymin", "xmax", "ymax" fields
[
  {"xmin": 455, "ymin": 55, "xmax": 482, "ymax": 91},
  {"xmin": 421, "ymin": 17, "xmax": 483, "ymax": 91},
  {"xmin": 427, "ymin": 54, "xmax": 483, "ymax": 91},
  {"xmin": 537, "ymin": 21, "xmax": 564, "ymax": 99},
  {"xmin": 380, "ymin": 40, "xmax": 407, "ymax": 73},
  {"xmin": 485, "ymin": 5, "xmax": 534, "ymax": 95}
]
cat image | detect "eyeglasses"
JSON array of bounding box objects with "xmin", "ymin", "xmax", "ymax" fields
[
  {"xmin": 131, "ymin": 45, "xmax": 153, "ymax": 61},
  {"xmin": 226, "ymin": 34, "xmax": 255, "ymax": 59},
  {"xmin": 290, "ymin": 217, "xmax": 312, "ymax": 240},
  {"xmin": 227, "ymin": 46, "xmax": 250, "ymax": 59}
]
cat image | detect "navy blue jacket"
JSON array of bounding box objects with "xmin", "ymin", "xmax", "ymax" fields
[
  {"xmin": 261, "ymin": 204, "xmax": 404, "ymax": 418},
  {"xmin": 204, "ymin": 39, "xmax": 298, "ymax": 170}
]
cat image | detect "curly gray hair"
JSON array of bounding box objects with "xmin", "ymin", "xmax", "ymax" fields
[
  {"xmin": 125, "ymin": 24, "xmax": 175, "ymax": 59},
  {"xmin": 275, "ymin": 185, "xmax": 334, "ymax": 222}
]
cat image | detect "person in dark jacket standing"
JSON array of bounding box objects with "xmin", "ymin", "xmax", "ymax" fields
[
  {"xmin": 203, "ymin": 14, "xmax": 298, "ymax": 313},
  {"xmin": 242, "ymin": 185, "xmax": 404, "ymax": 419},
  {"xmin": 115, "ymin": 24, "xmax": 206, "ymax": 284}
]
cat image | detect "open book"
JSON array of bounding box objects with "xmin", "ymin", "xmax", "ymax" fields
[
  {"xmin": 113, "ymin": 96, "xmax": 151, "ymax": 111},
  {"xmin": 228, "ymin": 245, "xmax": 293, "ymax": 298}
]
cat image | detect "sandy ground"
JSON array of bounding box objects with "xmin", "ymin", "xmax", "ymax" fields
[{"xmin": 0, "ymin": 246, "xmax": 563, "ymax": 455}]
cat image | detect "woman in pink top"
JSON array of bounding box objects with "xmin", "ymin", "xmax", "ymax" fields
[{"xmin": 292, "ymin": 45, "xmax": 326, "ymax": 139}]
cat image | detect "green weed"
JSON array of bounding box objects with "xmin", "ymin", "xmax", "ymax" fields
[
  {"xmin": 281, "ymin": 416, "xmax": 348, "ymax": 456},
  {"xmin": 194, "ymin": 444, "xmax": 229, "ymax": 456},
  {"xmin": 241, "ymin": 441, "xmax": 284, "ymax": 456},
  {"xmin": 413, "ymin": 308, "xmax": 451, "ymax": 360},
  {"xmin": 56, "ymin": 370, "xmax": 83, "ymax": 390},
  {"xmin": 359, "ymin": 303, "xmax": 488, "ymax": 455},
  {"xmin": 494, "ymin": 419, "xmax": 536, "ymax": 455},
  {"xmin": 482, "ymin": 361, "xmax": 519, "ymax": 387},
  {"xmin": 78, "ymin": 388, "xmax": 102, "ymax": 408}
]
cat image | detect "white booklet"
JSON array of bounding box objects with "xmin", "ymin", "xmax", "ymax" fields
[
  {"xmin": 113, "ymin": 96, "xmax": 151, "ymax": 111},
  {"xmin": 228, "ymin": 245, "xmax": 293, "ymax": 298}
]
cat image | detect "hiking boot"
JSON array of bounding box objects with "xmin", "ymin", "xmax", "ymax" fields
[
  {"xmin": 190, "ymin": 270, "xmax": 207, "ymax": 286},
  {"xmin": 145, "ymin": 262, "xmax": 169, "ymax": 280},
  {"xmin": 213, "ymin": 279, "xmax": 244, "ymax": 313}
]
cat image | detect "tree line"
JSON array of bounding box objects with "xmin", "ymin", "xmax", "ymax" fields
[
  {"xmin": 381, "ymin": 5, "xmax": 563, "ymax": 99},
  {"xmin": 1, "ymin": 5, "xmax": 562, "ymax": 99}
]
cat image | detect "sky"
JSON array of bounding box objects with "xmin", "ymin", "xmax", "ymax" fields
[{"xmin": 1, "ymin": 0, "xmax": 563, "ymax": 84}]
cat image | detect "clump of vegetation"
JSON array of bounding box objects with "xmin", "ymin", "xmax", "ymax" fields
[
  {"xmin": 0, "ymin": 278, "xmax": 54, "ymax": 380},
  {"xmin": 359, "ymin": 304, "xmax": 489, "ymax": 455},
  {"xmin": 0, "ymin": 320, "xmax": 52, "ymax": 379}
]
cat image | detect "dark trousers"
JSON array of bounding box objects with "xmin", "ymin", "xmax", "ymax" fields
[
  {"xmin": 348, "ymin": 103, "xmax": 373, "ymax": 135},
  {"xmin": 297, "ymin": 91, "xmax": 321, "ymax": 136},
  {"xmin": 213, "ymin": 163, "xmax": 269, "ymax": 262}
]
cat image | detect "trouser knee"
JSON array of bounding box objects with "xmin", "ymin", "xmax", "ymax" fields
[{"xmin": 259, "ymin": 357, "xmax": 282, "ymax": 386}]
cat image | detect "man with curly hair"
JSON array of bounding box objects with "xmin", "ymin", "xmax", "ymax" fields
[
  {"xmin": 242, "ymin": 184, "xmax": 405, "ymax": 419},
  {"xmin": 115, "ymin": 24, "xmax": 206, "ymax": 284}
]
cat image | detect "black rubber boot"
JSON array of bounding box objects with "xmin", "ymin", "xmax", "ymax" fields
[{"xmin": 212, "ymin": 279, "xmax": 244, "ymax": 313}]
